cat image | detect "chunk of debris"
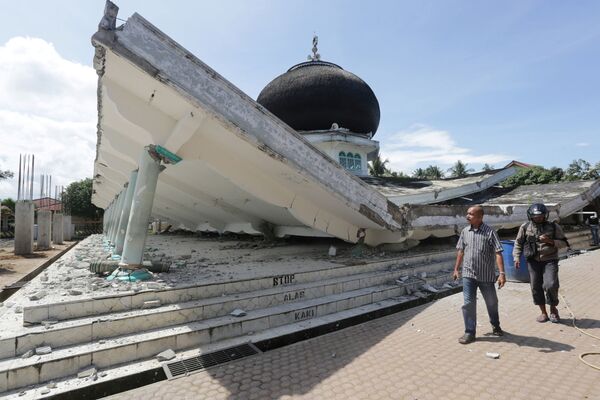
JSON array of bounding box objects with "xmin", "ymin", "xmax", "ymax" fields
[
  {"xmin": 142, "ymin": 300, "xmax": 161, "ymax": 309},
  {"xmin": 443, "ymin": 282, "xmax": 454, "ymax": 289},
  {"xmin": 78, "ymin": 366, "xmax": 97, "ymax": 378},
  {"xmin": 69, "ymin": 289, "xmax": 83, "ymax": 296},
  {"xmin": 40, "ymin": 389, "xmax": 51, "ymax": 395},
  {"xmin": 46, "ymin": 382, "xmax": 57, "ymax": 389},
  {"xmin": 21, "ymin": 350, "xmax": 34, "ymax": 359},
  {"xmin": 421, "ymin": 284, "xmax": 439, "ymax": 293},
  {"xmin": 420, "ymin": 272, "xmax": 427, "ymax": 278},
  {"xmin": 35, "ymin": 346, "xmax": 52, "ymax": 355},
  {"xmin": 156, "ymin": 349, "xmax": 176, "ymax": 361},
  {"xmin": 399, "ymin": 276, "xmax": 409, "ymax": 282},
  {"xmin": 413, "ymin": 291, "xmax": 428, "ymax": 299},
  {"xmin": 42, "ymin": 320, "xmax": 58, "ymax": 329},
  {"xmin": 328, "ymin": 246, "xmax": 337, "ymax": 257},
  {"xmin": 15, "ymin": 306, "xmax": 23, "ymax": 314},
  {"xmin": 145, "ymin": 282, "xmax": 162, "ymax": 290},
  {"xmin": 230, "ymin": 309, "xmax": 247, "ymax": 317},
  {"xmin": 486, "ymin": 352, "xmax": 500, "ymax": 359}
]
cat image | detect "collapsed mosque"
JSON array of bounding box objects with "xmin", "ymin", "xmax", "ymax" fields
[
  {"xmin": 91, "ymin": 3, "xmax": 600, "ymax": 270},
  {"xmin": 2, "ymin": 2, "xmax": 600, "ymax": 397}
]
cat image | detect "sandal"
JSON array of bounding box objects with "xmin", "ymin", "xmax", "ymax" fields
[
  {"xmin": 549, "ymin": 313, "xmax": 560, "ymax": 323},
  {"xmin": 536, "ymin": 314, "xmax": 549, "ymax": 323}
]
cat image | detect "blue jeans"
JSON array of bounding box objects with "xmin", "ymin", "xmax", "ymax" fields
[
  {"xmin": 462, "ymin": 277, "xmax": 500, "ymax": 335},
  {"xmin": 591, "ymin": 226, "xmax": 599, "ymax": 246}
]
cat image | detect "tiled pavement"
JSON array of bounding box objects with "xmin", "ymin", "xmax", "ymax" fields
[{"xmin": 105, "ymin": 250, "xmax": 600, "ymax": 400}]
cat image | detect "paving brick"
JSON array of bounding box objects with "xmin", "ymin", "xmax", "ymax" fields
[{"xmin": 105, "ymin": 251, "xmax": 600, "ymax": 400}]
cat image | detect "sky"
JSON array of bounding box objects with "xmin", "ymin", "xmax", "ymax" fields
[{"xmin": 1, "ymin": 0, "xmax": 599, "ymax": 199}]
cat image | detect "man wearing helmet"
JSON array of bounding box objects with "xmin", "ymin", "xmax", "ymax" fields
[{"xmin": 513, "ymin": 203, "xmax": 568, "ymax": 323}]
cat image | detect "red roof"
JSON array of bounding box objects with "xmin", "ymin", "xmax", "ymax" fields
[{"xmin": 33, "ymin": 197, "xmax": 62, "ymax": 212}]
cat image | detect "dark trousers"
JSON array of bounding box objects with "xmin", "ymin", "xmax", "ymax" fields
[{"xmin": 527, "ymin": 259, "xmax": 559, "ymax": 307}]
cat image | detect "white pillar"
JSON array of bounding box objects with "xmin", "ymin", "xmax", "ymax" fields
[
  {"xmin": 63, "ymin": 215, "xmax": 72, "ymax": 241},
  {"xmin": 15, "ymin": 201, "xmax": 34, "ymax": 255},
  {"xmin": 53, "ymin": 213, "xmax": 64, "ymax": 245},
  {"xmin": 115, "ymin": 170, "xmax": 138, "ymax": 255},
  {"xmin": 109, "ymin": 190, "xmax": 125, "ymax": 245},
  {"xmin": 37, "ymin": 210, "xmax": 52, "ymax": 250},
  {"xmin": 103, "ymin": 205, "xmax": 109, "ymax": 234},
  {"xmin": 106, "ymin": 199, "xmax": 116, "ymax": 244},
  {"xmin": 121, "ymin": 147, "xmax": 161, "ymax": 267}
]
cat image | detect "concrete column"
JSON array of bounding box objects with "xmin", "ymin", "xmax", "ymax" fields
[
  {"xmin": 115, "ymin": 170, "xmax": 138, "ymax": 255},
  {"xmin": 121, "ymin": 147, "xmax": 161, "ymax": 267},
  {"xmin": 14, "ymin": 201, "xmax": 34, "ymax": 255},
  {"xmin": 103, "ymin": 206, "xmax": 109, "ymax": 234},
  {"xmin": 106, "ymin": 200, "xmax": 116, "ymax": 244},
  {"xmin": 37, "ymin": 210, "xmax": 52, "ymax": 250},
  {"xmin": 104, "ymin": 202, "xmax": 113, "ymax": 238},
  {"xmin": 63, "ymin": 215, "xmax": 72, "ymax": 241},
  {"xmin": 109, "ymin": 190, "xmax": 125, "ymax": 245},
  {"xmin": 53, "ymin": 213, "xmax": 64, "ymax": 245}
]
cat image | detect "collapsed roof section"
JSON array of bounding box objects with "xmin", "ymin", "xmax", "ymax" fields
[
  {"xmin": 363, "ymin": 167, "xmax": 518, "ymax": 205},
  {"xmin": 90, "ymin": 3, "xmax": 600, "ymax": 246}
]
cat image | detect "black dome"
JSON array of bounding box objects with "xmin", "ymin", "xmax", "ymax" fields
[{"xmin": 257, "ymin": 61, "xmax": 380, "ymax": 135}]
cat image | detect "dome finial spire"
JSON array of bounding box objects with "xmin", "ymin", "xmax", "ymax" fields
[{"xmin": 308, "ymin": 34, "xmax": 321, "ymax": 61}]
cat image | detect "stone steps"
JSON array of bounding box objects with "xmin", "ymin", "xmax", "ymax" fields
[
  {"xmin": 0, "ymin": 285, "xmax": 460, "ymax": 399},
  {"xmin": 0, "ymin": 261, "xmax": 455, "ymax": 360},
  {"xmin": 0, "ymin": 272, "xmax": 457, "ymax": 392},
  {"xmin": 21, "ymin": 250, "xmax": 456, "ymax": 325}
]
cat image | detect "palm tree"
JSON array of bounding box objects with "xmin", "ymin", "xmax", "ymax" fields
[
  {"xmin": 448, "ymin": 160, "xmax": 474, "ymax": 178},
  {"xmin": 412, "ymin": 168, "xmax": 426, "ymax": 179},
  {"xmin": 368, "ymin": 154, "xmax": 390, "ymax": 177},
  {"xmin": 424, "ymin": 165, "xmax": 444, "ymax": 179}
]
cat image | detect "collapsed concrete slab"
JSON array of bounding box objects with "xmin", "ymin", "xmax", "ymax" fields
[{"xmin": 90, "ymin": 3, "xmax": 600, "ymax": 249}]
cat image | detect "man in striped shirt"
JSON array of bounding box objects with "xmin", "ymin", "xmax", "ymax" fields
[{"xmin": 453, "ymin": 205, "xmax": 506, "ymax": 344}]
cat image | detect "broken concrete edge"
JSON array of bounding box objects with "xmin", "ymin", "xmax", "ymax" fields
[
  {"xmin": 24, "ymin": 284, "xmax": 462, "ymax": 400},
  {"xmin": 0, "ymin": 241, "xmax": 78, "ymax": 303}
]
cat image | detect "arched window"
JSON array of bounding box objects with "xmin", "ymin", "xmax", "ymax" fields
[
  {"xmin": 339, "ymin": 152, "xmax": 348, "ymax": 168},
  {"xmin": 339, "ymin": 152, "xmax": 362, "ymax": 172},
  {"xmin": 353, "ymin": 154, "xmax": 362, "ymax": 171}
]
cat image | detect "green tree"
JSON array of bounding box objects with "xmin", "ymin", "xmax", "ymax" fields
[
  {"xmin": 390, "ymin": 171, "xmax": 408, "ymax": 178},
  {"xmin": 62, "ymin": 178, "xmax": 104, "ymax": 218},
  {"xmin": 1, "ymin": 198, "xmax": 15, "ymax": 212},
  {"xmin": 423, "ymin": 165, "xmax": 444, "ymax": 179},
  {"xmin": 564, "ymin": 159, "xmax": 597, "ymax": 181},
  {"xmin": 368, "ymin": 154, "xmax": 391, "ymax": 177},
  {"xmin": 502, "ymin": 166, "xmax": 564, "ymax": 187},
  {"xmin": 448, "ymin": 160, "xmax": 474, "ymax": 178},
  {"xmin": 482, "ymin": 164, "xmax": 495, "ymax": 172},
  {"xmin": 412, "ymin": 168, "xmax": 426, "ymax": 179}
]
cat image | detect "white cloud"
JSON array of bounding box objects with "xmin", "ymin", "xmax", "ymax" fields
[
  {"xmin": 380, "ymin": 124, "xmax": 513, "ymax": 174},
  {"xmin": 576, "ymin": 142, "xmax": 590, "ymax": 147},
  {"xmin": 0, "ymin": 37, "xmax": 97, "ymax": 199}
]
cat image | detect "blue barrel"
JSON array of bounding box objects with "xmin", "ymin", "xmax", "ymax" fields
[{"xmin": 500, "ymin": 240, "xmax": 530, "ymax": 282}]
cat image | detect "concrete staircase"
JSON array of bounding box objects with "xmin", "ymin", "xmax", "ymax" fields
[{"xmin": 0, "ymin": 249, "xmax": 460, "ymax": 396}]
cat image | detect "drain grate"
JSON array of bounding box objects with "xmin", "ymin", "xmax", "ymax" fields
[{"xmin": 163, "ymin": 343, "xmax": 261, "ymax": 380}]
